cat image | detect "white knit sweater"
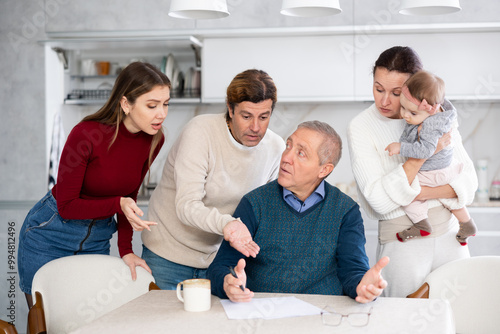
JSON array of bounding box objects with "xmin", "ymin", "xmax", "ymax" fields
[
  {"xmin": 143, "ymin": 113, "xmax": 285, "ymax": 268},
  {"xmin": 347, "ymin": 103, "xmax": 477, "ymax": 223}
]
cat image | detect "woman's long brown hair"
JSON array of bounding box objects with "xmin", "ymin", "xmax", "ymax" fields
[{"xmin": 82, "ymin": 62, "xmax": 171, "ymax": 173}]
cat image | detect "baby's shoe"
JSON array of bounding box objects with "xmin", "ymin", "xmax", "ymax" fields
[
  {"xmin": 397, "ymin": 219, "xmax": 432, "ymax": 242},
  {"xmin": 456, "ymin": 218, "xmax": 478, "ymax": 246}
]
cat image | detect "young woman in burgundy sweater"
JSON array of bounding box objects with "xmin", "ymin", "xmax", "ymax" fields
[{"xmin": 18, "ymin": 62, "xmax": 169, "ymax": 307}]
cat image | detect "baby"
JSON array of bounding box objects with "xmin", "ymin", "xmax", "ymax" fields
[{"xmin": 385, "ymin": 70, "xmax": 477, "ymax": 245}]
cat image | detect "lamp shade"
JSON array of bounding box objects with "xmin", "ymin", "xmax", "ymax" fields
[
  {"xmin": 169, "ymin": 0, "xmax": 229, "ymax": 19},
  {"xmin": 280, "ymin": 0, "xmax": 342, "ymax": 17},
  {"xmin": 399, "ymin": 0, "xmax": 461, "ymax": 15}
]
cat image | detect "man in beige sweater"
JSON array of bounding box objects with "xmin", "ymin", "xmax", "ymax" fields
[{"xmin": 137, "ymin": 69, "xmax": 285, "ymax": 289}]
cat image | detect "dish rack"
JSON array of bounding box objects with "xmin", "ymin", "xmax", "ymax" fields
[{"xmin": 66, "ymin": 89, "xmax": 112, "ymax": 102}]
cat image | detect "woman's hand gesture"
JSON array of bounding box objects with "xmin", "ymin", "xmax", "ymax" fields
[{"xmin": 120, "ymin": 197, "xmax": 157, "ymax": 231}]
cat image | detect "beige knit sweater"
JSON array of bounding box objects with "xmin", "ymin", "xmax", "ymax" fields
[{"xmin": 142, "ymin": 113, "xmax": 285, "ymax": 268}]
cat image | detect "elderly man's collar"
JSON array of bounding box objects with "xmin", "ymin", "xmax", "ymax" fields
[{"xmin": 282, "ymin": 180, "xmax": 326, "ymax": 213}]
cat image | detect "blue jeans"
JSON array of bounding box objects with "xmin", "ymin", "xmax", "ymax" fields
[
  {"xmin": 141, "ymin": 245, "xmax": 207, "ymax": 290},
  {"xmin": 18, "ymin": 190, "xmax": 117, "ymax": 294}
]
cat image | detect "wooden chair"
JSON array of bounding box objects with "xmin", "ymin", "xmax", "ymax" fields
[
  {"xmin": 0, "ymin": 320, "xmax": 18, "ymax": 334},
  {"xmin": 407, "ymin": 256, "xmax": 500, "ymax": 334},
  {"xmin": 27, "ymin": 254, "xmax": 157, "ymax": 334},
  {"xmin": 26, "ymin": 291, "xmax": 46, "ymax": 334}
]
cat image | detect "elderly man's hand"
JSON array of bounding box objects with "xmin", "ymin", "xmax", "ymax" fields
[
  {"xmin": 223, "ymin": 258, "xmax": 254, "ymax": 302},
  {"xmin": 355, "ymin": 256, "xmax": 390, "ymax": 303},
  {"xmin": 223, "ymin": 219, "xmax": 260, "ymax": 258}
]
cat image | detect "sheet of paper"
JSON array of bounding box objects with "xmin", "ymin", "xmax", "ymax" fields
[{"xmin": 220, "ymin": 296, "xmax": 323, "ymax": 320}]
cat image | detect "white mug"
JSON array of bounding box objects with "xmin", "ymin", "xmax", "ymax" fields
[{"xmin": 176, "ymin": 278, "xmax": 211, "ymax": 312}]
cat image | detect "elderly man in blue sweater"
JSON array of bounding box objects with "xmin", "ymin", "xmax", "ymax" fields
[{"xmin": 207, "ymin": 121, "xmax": 389, "ymax": 304}]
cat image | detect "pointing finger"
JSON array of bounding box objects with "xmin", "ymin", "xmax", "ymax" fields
[{"xmin": 374, "ymin": 256, "xmax": 390, "ymax": 273}]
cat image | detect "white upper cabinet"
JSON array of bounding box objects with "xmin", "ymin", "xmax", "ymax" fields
[
  {"xmin": 202, "ymin": 27, "xmax": 500, "ymax": 103},
  {"xmin": 353, "ymin": 30, "xmax": 500, "ymax": 101},
  {"xmin": 202, "ymin": 35, "xmax": 355, "ymax": 103}
]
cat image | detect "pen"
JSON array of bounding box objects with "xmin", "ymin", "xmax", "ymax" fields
[{"xmin": 228, "ymin": 266, "xmax": 245, "ymax": 292}]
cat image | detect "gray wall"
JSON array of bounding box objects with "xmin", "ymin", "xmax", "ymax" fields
[
  {"xmin": 1, "ymin": 1, "xmax": 47, "ymax": 202},
  {"xmin": 44, "ymin": 0, "xmax": 500, "ymax": 32}
]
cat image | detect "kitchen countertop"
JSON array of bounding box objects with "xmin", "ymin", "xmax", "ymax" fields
[{"xmin": 469, "ymin": 200, "xmax": 500, "ymax": 207}]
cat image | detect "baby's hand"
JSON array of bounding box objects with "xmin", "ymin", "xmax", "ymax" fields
[{"xmin": 385, "ymin": 142, "xmax": 401, "ymax": 156}]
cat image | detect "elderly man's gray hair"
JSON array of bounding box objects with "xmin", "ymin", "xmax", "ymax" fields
[{"xmin": 297, "ymin": 121, "xmax": 342, "ymax": 167}]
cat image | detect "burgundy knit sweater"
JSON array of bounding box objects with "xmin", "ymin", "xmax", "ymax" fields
[{"xmin": 51, "ymin": 120, "xmax": 163, "ymax": 256}]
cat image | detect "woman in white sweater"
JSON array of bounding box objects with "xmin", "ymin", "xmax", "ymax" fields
[{"xmin": 347, "ymin": 47, "xmax": 477, "ymax": 297}]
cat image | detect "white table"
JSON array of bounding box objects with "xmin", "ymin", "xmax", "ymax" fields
[{"xmin": 71, "ymin": 290, "xmax": 454, "ymax": 333}]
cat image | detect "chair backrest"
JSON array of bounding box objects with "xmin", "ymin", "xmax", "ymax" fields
[
  {"xmin": 425, "ymin": 256, "xmax": 500, "ymax": 334},
  {"xmin": 32, "ymin": 254, "xmax": 155, "ymax": 334},
  {"xmin": 0, "ymin": 319, "xmax": 17, "ymax": 334}
]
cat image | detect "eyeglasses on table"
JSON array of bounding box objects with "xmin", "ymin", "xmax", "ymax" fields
[{"xmin": 321, "ymin": 306, "xmax": 373, "ymax": 327}]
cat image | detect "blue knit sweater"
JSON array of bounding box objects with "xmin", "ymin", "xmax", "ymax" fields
[{"xmin": 207, "ymin": 180, "xmax": 370, "ymax": 299}]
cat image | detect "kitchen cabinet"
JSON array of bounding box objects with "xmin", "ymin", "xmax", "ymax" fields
[
  {"xmin": 362, "ymin": 205, "xmax": 500, "ymax": 267},
  {"xmin": 201, "ymin": 24, "xmax": 500, "ymax": 103},
  {"xmin": 43, "ymin": 23, "xmax": 500, "ymax": 106},
  {"xmin": 201, "ymin": 35, "xmax": 355, "ymax": 103},
  {"xmin": 353, "ymin": 30, "xmax": 500, "ymax": 101},
  {"xmin": 465, "ymin": 206, "xmax": 500, "ymax": 257},
  {"xmin": 44, "ymin": 34, "xmax": 203, "ymax": 105}
]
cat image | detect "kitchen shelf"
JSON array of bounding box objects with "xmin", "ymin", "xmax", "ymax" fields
[
  {"xmin": 42, "ymin": 34, "xmax": 203, "ymax": 105},
  {"xmin": 41, "ymin": 33, "xmax": 203, "ymax": 51},
  {"xmin": 70, "ymin": 75, "xmax": 118, "ymax": 80},
  {"xmin": 64, "ymin": 97, "xmax": 201, "ymax": 105}
]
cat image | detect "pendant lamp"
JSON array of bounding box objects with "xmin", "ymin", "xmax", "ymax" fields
[
  {"xmin": 399, "ymin": 0, "xmax": 461, "ymax": 15},
  {"xmin": 168, "ymin": 0, "xmax": 230, "ymax": 19},
  {"xmin": 280, "ymin": 0, "xmax": 342, "ymax": 17}
]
